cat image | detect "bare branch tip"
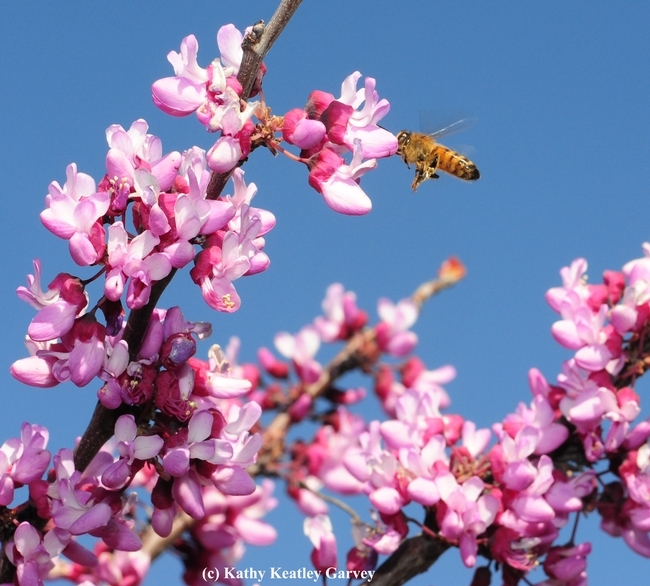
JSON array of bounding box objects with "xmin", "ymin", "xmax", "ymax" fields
[{"xmin": 243, "ymin": 20, "xmax": 266, "ymax": 49}]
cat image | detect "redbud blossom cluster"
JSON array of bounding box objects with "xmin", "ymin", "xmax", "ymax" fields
[
  {"xmin": 152, "ymin": 26, "xmax": 397, "ymax": 216},
  {"xmin": 11, "ymin": 119, "xmax": 275, "ymax": 388},
  {"xmin": 239, "ymin": 247, "xmax": 650, "ymax": 585}
]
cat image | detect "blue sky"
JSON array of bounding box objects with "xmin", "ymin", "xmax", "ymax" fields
[{"xmin": 1, "ymin": 1, "xmax": 650, "ymax": 584}]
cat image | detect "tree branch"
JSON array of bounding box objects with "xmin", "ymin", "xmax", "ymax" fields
[
  {"xmin": 206, "ymin": 0, "xmax": 303, "ymax": 201},
  {"xmin": 73, "ymin": 269, "xmax": 177, "ymax": 472},
  {"xmin": 251, "ymin": 260, "xmax": 466, "ymax": 475},
  {"xmin": 238, "ymin": 0, "xmax": 304, "ymax": 99},
  {"xmin": 360, "ymin": 532, "xmax": 450, "ymax": 586}
]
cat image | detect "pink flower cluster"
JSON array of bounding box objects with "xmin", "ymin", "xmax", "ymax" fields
[
  {"xmin": 284, "ymin": 72, "xmax": 397, "ymax": 215},
  {"xmin": 11, "ymin": 126, "xmax": 274, "ymax": 388},
  {"xmin": 152, "ymin": 26, "xmax": 259, "ymax": 174},
  {"xmin": 236, "ymin": 264, "xmax": 650, "ymax": 584},
  {"xmin": 540, "ymin": 252, "xmax": 650, "ymax": 557},
  {"xmin": 3, "ymin": 326, "xmax": 276, "ymax": 586},
  {"xmin": 152, "ymin": 27, "xmax": 398, "ymax": 216}
]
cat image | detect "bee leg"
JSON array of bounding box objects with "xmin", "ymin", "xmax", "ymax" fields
[{"xmin": 412, "ymin": 163, "xmax": 428, "ymax": 192}]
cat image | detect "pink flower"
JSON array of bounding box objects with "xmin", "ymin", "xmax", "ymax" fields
[
  {"xmin": 545, "ymin": 471, "xmax": 596, "ymax": 514},
  {"xmin": 436, "ymin": 474, "xmax": 499, "ymax": 567},
  {"xmin": 220, "ymin": 479, "xmax": 278, "ymax": 547},
  {"xmin": 380, "ymin": 387, "xmax": 445, "ymax": 449},
  {"xmin": 399, "ymin": 431, "xmax": 451, "ymax": 506},
  {"xmin": 174, "ymin": 148, "xmax": 236, "ymax": 237},
  {"xmin": 308, "ymin": 144, "xmax": 376, "ymax": 215},
  {"xmin": 194, "ymin": 344, "xmax": 253, "ymax": 399},
  {"xmin": 507, "ymin": 455, "xmax": 556, "ymax": 524},
  {"xmin": 304, "ymin": 515, "xmax": 338, "ymax": 573},
  {"xmin": 105, "ymin": 119, "xmax": 181, "ymax": 194},
  {"xmin": 274, "ymin": 326, "xmax": 322, "ymax": 384},
  {"xmin": 163, "ymin": 411, "xmax": 233, "ymax": 478},
  {"xmin": 40, "ymin": 164, "xmax": 109, "ymax": 266},
  {"xmin": 10, "ymin": 340, "xmax": 60, "ymax": 388},
  {"xmin": 191, "ymin": 232, "xmax": 250, "ymax": 313},
  {"xmin": 314, "ymin": 283, "xmax": 367, "ymax": 342},
  {"xmin": 151, "ymin": 34, "xmax": 210, "ymax": 117},
  {"xmin": 151, "ymin": 27, "xmax": 258, "ymax": 174},
  {"xmin": 224, "ymin": 169, "xmax": 276, "ymax": 242},
  {"xmin": 375, "ymin": 297, "xmax": 418, "ymax": 357},
  {"xmin": 18, "ymin": 265, "xmax": 88, "ymax": 343},
  {"xmin": 105, "ymin": 223, "xmax": 173, "ymax": 309},
  {"xmin": 101, "ymin": 415, "xmax": 164, "ymax": 489},
  {"xmin": 32, "ymin": 317, "xmax": 106, "ymax": 387},
  {"xmin": 0, "ymin": 423, "xmax": 50, "ymax": 506},
  {"xmin": 543, "ymin": 542, "xmax": 591, "ymax": 583},
  {"xmin": 310, "ymin": 408, "xmax": 367, "ymax": 495},
  {"xmin": 283, "ymin": 108, "xmax": 327, "ymax": 149},
  {"xmin": 5, "ymin": 522, "xmax": 56, "ymax": 586},
  {"xmin": 499, "ymin": 392, "xmax": 569, "ymax": 456},
  {"xmin": 555, "ymin": 359, "xmax": 616, "ymax": 435},
  {"xmin": 333, "ymin": 72, "xmax": 397, "ymax": 159},
  {"xmin": 216, "ymin": 24, "xmax": 244, "ymax": 75},
  {"xmin": 51, "ymin": 477, "xmax": 112, "ymax": 536}
]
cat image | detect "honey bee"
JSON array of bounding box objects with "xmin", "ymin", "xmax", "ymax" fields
[{"xmin": 396, "ymin": 118, "xmax": 480, "ymax": 191}]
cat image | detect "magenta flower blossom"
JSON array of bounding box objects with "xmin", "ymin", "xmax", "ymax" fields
[
  {"xmin": 17, "ymin": 263, "xmax": 88, "ymax": 343},
  {"xmin": 404, "ymin": 436, "xmax": 449, "ymax": 506},
  {"xmin": 334, "ymin": 72, "xmax": 398, "ymax": 159},
  {"xmin": 163, "ymin": 411, "xmax": 234, "ymax": 479},
  {"xmin": 309, "ymin": 408, "xmax": 367, "ymax": 495},
  {"xmin": 4, "ymin": 522, "xmax": 56, "ymax": 586},
  {"xmin": 200, "ymin": 344, "xmax": 252, "ymax": 399},
  {"xmin": 216, "ymin": 24, "xmax": 244, "ymax": 76},
  {"xmin": 205, "ymin": 116, "xmax": 249, "ymax": 172},
  {"xmin": 283, "ymin": 108, "xmax": 327, "ymax": 149},
  {"xmin": 436, "ymin": 474, "xmax": 499, "ymax": 567},
  {"xmin": 555, "ymin": 359, "xmax": 617, "ymax": 435},
  {"xmin": 274, "ymin": 326, "xmax": 322, "ymax": 384},
  {"xmin": 505, "ymin": 454, "xmax": 556, "ymax": 525},
  {"xmin": 29, "ymin": 317, "xmax": 107, "ymax": 387},
  {"xmin": 380, "ymin": 387, "xmax": 444, "ymax": 449},
  {"xmin": 292, "ymin": 476, "xmax": 330, "ymax": 516},
  {"xmin": 304, "ymin": 515, "xmax": 338, "ymax": 573},
  {"xmin": 220, "ymin": 402, "xmax": 263, "ymax": 469},
  {"xmin": 0, "ymin": 423, "xmax": 50, "ymax": 506},
  {"xmin": 52, "ymin": 477, "xmax": 112, "ymax": 536},
  {"xmin": 40, "ymin": 163, "xmax": 109, "ymax": 266},
  {"xmin": 308, "ymin": 143, "xmax": 376, "ymax": 215},
  {"xmin": 105, "ymin": 222, "xmax": 173, "ymax": 309},
  {"xmin": 101, "ymin": 415, "xmax": 164, "ymax": 489},
  {"xmin": 105, "ymin": 119, "xmax": 181, "ymax": 194},
  {"xmin": 192, "ymin": 231, "xmax": 251, "ymax": 313},
  {"xmin": 151, "ymin": 34, "xmax": 211, "ymax": 117},
  {"xmin": 545, "ymin": 471, "xmax": 596, "ymax": 515},
  {"xmin": 543, "ymin": 542, "xmax": 591, "ymax": 583},
  {"xmin": 375, "ymin": 297, "xmax": 418, "ymax": 357},
  {"xmin": 314, "ymin": 283, "xmax": 367, "ymax": 342},
  {"xmin": 224, "ymin": 169, "xmax": 276, "ymax": 242},
  {"xmin": 174, "ymin": 148, "xmax": 236, "ymax": 237},
  {"xmin": 10, "ymin": 339, "xmax": 60, "ymax": 388}
]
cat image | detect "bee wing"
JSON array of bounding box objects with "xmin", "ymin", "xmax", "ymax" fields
[
  {"xmin": 427, "ymin": 117, "xmax": 478, "ymax": 139},
  {"xmin": 451, "ymin": 144, "xmax": 477, "ymax": 158}
]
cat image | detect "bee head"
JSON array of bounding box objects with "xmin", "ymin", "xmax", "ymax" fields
[{"xmin": 396, "ymin": 130, "xmax": 411, "ymax": 153}]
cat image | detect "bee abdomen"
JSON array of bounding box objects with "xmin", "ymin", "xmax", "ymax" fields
[{"xmin": 436, "ymin": 146, "xmax": 480, "ymax": 181}]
